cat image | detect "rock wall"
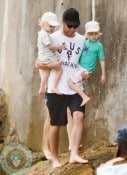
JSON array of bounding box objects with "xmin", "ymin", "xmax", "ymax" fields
[
  {"xmin": 0, "ymin": 0, "xmax": 127, "ymax": 151},
  {"xmin": 0, "ymin": 89, "xmax": 7, "ymax": 143},
  {"xmin": 84, "ymin": 0, "xmax": 127, "ymax": 146}
]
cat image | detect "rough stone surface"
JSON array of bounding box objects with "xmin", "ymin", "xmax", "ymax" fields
[
  {"xmin": 25, "ymin": 143, "xmax": 116, "ymax": 175},
  {"xmin": 0, "ymin": 89, "xmax": 7, "ymax": 143},
  {"xmin": 0, "ymin": 89, "xmax": 7, "ymax": 122}
]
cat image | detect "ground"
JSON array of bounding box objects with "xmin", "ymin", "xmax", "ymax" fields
[{"xmin": 26, "ymin": 142, "xmax": 116, "ymax": 175}]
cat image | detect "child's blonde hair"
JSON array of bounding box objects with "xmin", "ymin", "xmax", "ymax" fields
[{"xmin": 38, "ymin": 20, "xmax": 47, "ymax": 27}]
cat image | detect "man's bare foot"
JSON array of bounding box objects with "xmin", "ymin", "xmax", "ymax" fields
[
  {"xmin": 52, "ymin": 159, "xmax": 62, "ymax": 168},
  {"xmin": 80, "ymin": 97, "xmax": 91, "ymax": 106},
  {"xmin": 43, "ymin": 149, "xmax": 52, "ymax": 160},
  {"xmin": 69, "ymin": 155, "xmax": 88, "ymax": 164},
  {"xmin": 51, "ymin": 88, "xmax": 62, "ymax": 95}
]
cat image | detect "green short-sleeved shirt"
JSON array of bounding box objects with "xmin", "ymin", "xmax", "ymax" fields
[{"xmin": 79, "ymin": 39, "xmax": 105, "ymax": 72}]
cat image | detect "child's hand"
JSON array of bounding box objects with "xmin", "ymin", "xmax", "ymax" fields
[
  {"xmin": 100, "ymin": 75, "xmax": 106, "ymax": 85},
  {"xmin": 57, "ymin": 44, "xmax": 66, "ymax": 50}
]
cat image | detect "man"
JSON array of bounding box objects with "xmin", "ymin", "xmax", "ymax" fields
[{"xmin": 35, "ymin": 8, "xmax": 88, "ymax": 168}]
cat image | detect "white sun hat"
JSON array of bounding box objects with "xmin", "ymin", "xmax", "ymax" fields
[
  {"xmin": 85, "ymin": 21, "xmax": 100, "ymax": 33},
  {"xmin": 41, "ymin": 12, "xmax": 60, "ymax": 26}
]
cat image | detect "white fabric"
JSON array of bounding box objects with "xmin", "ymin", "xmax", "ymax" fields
[
  {"xmin": 85, "ymin": 21, "xmax": 100, "ymax": 33},
  {"xmin": 70, "ymin": 66, "xmax": 86, "ymax": 91},
  {"xmin": 96, "ymin": 163, "xmax": 127, "ymax": 175},
  {"xmin": 37, "ymin": 30, "xmax": 57, "ymax": 64},
  {"xmin": 47, "ymin": 30, "xmax": 85, "ymax": 94},
  {"xmin": 41, "ymin": 12, "xmax": 59, "ymax": 26}
]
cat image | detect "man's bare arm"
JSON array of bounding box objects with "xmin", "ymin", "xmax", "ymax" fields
[
  {"xmin": 35, "ymin": 59, "xmax": 49, "ymax": 70},
  {"xmin": 35, "ymin": 59, "xmax": 62, "ymax": 70}
]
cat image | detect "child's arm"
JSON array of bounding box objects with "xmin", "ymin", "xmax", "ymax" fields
[
  {"xmin": 99, "ymin": 60, "xmax": 106, "ymax": 85},
  {"xmin": 47, "ymin": 44, "xmax": 66, "ymax": 51}
]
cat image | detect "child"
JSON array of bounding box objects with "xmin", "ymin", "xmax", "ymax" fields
[
  {"xmin": 37, "ymin": 12, "xmax": 66, "ymax": 97},
  {"xmin": 68, "ymin": 21, "xmax": 106, "ymax": 106}
]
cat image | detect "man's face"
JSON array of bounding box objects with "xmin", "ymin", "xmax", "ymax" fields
[{"xmin": 62, "ymin": 22, "xmax": 78, "ymax": 37}]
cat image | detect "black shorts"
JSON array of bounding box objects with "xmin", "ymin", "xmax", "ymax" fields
[{"xmin": 46, "ymin": 93, "xmax": 85, "ymax": 126}]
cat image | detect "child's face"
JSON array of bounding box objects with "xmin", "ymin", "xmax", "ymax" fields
[
  {"xmin": 81, "ymin": 71, "xmax": 92, "ymax": 80},
  {"xmin": 87, "ymin": 32, "xmax": 99, "ymax": 41},
  {"xmin": 43, "ymin": 22, "xmax": 55, "ymax": 33}
]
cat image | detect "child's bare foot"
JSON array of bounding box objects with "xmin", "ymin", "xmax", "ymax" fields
[
  {"xmin": 69, "ymin": 155, "xmax": 88, "ymax": 164},
  {"xmin": 38, "ymin": 87, "xmax": 45, "ymax": 98},
  {"xmin": 52, "ymin": 159, "xmax": 62, "ymax": 168},
  {"xmin": 38, "ymin": 90, "xmax": 45, "ymax": 98},
  {"xmin": 51, "ymin": 88, "xmax": 62, "ymax": 95},
  {"xmin": 80, "ymin": 97, "xmax": 91, "ymax": 106}
]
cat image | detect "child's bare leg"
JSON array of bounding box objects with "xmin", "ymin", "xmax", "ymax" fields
[
  {"xmin": 68, "ymin": 80, "xmax": 91, "ymax": 106},
  {"xmin": 38, "ymin": 69, "xmax": 50, "ymax": 98},
  {"xmin": 80, "ymin": 94, "xmax": 91, "ymax": 106},
  {"xmin": 51, "ymin": 67, "xmax": 63, "ymax": 95}
]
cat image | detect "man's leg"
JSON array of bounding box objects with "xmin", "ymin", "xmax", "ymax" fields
[
  {"xmin": 48, "ymin": 125, "xmax": 62, "ymax": 168},
  {"xmin": 46, "ymin": 93, "xmax": 67, "ymax": 168},
  {"xmin": 43, "ymin": 116, "xmax": 52, "ymax": 160},
  {"xmin": 69, "ymin": 111, "xmax": 88, "ymax": 164},
  {"xmin": 67, "ymin": 108, "xmax": 73, "ymax": 150}
]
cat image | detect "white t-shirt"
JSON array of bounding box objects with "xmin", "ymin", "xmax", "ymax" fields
[
  {"xmin": 47, "ymin": 30, "xmax": 85, "ymax": 94},
  {"xmin": 37, "ymin": 30, "xmax": 57, "ymax": 64},
  {"xmin": 97, "ymin": 164, "xmax": 127, "ymax": 175}
]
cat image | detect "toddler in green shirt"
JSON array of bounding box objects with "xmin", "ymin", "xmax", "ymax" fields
[{"xmin": 68, "ymin": 21, "xmax": 106, "ymax": 106}]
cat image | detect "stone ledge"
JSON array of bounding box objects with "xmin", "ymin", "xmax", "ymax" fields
[{"xmin": 25, "ymin": 143, "xmax": 116, "ymax": 175}]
